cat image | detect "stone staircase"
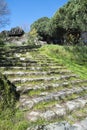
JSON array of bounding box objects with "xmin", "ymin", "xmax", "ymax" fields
[{"xmin": 0, "ymin": 45, "xmax": 87, "ymax": 124}]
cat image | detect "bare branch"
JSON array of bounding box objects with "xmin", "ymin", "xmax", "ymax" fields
[{"xmin": 0, "ymin": 0, "xmax": 10, "ymax": 28}]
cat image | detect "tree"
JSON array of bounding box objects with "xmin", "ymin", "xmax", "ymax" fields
[
  {"xmin": 53, "ymin": 0, "xmax": 87, "ymax": 31},
  {"xmin": 50, "ymin": 0, "xmax": 87, "ymax": 44},
  {"xmin": 46, "ymin": 18, "xmax": 66, "ymax": 44},
  {"xmin": 0, "ymin": 0, "xmax": 9, "ymax": 28},
  {"xmin": 30, "ymin": 17, "xmax": 50, "ymax": 41}
]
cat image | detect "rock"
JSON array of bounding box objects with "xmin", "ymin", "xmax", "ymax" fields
[
  {"xmin": 41, "ymin": 110, "xmax": 55, "ymax": 120},
  {"xmin": 33, "ymin": 97, "xmax": 44, "ymax": 104},
  {"xmin": 9, "ymin": 26, "xmax": 24, "ymax": 36},
  {"xmin": 81, "ymin": 31, "xmax": 87, "ymax": 44},
  {"xmin": 27, "ymin": 119, "xmax": 87, "ymax": 130},
  {"xmin": 26, "ymin": 111, "xmax": 41, "ymax": 121},
  {"xmin": 43, "ymin": 122, "xmax": 70, "ymax": 130},
  {"xmin": 66, "ymin": 101, "xmax": 80, "ymax": 112},
  {"xmin": 14, "ymin": 53, "xmax": 21, "ymax": 58},
  {"xmin": 20, "ymin": 57, "xmax": 26, "ymax": 61},
  {"xmin": 19, "ymin": 96, "xmax": 34, "ymax": 109},
  {"xmin": 73, "ymin": 118, "xmax": 87, "ymax": 130},
  {"xmin": 27, "ymin": 122, "xmax": 71, "ymax": 130},
  {"xmin": 0, "ymin": 30, "xmax": 9, "ymax": 37},
  {"xmin": 53, "ymin": 104, "xmax": 66, "ymax": 116}
]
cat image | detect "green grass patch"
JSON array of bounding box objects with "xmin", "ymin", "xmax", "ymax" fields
[
  {"xmin": 0, "ymin": 109, "xmax": 29, "ymax": 130},
  {"xmin": 28, "ymin": 89, "xmax": 43, "ymax": 96},
  {"xmin": 34, "ymin": 100, "xmax": 58, "ymax": 110},
  {"xmin": 39, "ymin": 45, "xmax": 87, "ymax": 79}
]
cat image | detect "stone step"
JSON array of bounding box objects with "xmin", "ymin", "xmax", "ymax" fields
[
  {"xmin": 14, "ymin": 76, "xmax": 79, "ymax": 88},
  {"xmin": 0, "ymin": 45, "xmax": 87, "ymax": 126},
  {"xmin": 0, "ymin": 58, "xmax": 36, "ymax": 63},
  {"xmin": 10, "ymin": 74, "xmax": 78, "ymax": 84},
  {"xmin": 0, "ymin": 60, "xmax": 38, "ymax": 66},
  {"xmin": 0, "ymin": 61, "xmax": 44, "ymax": 68},
  {"xmin": 20, "ymin": 78, "xmax": 86, "ymax": 90},
  {"xmin": 27, "ymin": 117, "xmax": 87, "ymax": 130},
  {"xmin": 4, "ymin": 71, "xmax": 72, "ymax": 80},
  {"xmin": 3, "ymin": 69, "xmax": 71, "ymax": 76},
  {"xmin": 0, "ymin": 46, "xmax": 40, "ymax": 53},
  {"xmin": 25, "ymin": 96, "xmax": 87, "ymax": 121},
  {"xmin": 0, "ymin": 59, "xmax": 65, "ymax": 68},
  {"xmin": 17, "ymin": 79, "xmax": 87, "ymax": 94},
  {"xmin": 19, "ymin": 86, "xmax": 87, "ymax": 110},
  {"xmin": 0, "ymin": 65, "xmax": 67, "ymax": 72},
  {"xmin": 0, "ymin": 64, "xmax": 67, "ymax": 72}
]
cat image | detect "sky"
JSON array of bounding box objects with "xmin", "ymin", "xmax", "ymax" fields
[{"xmin": 1, "ymin": 0, "xmax": 68, "ymax": 32}]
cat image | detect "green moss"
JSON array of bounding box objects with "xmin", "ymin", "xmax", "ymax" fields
[
  {"xmin": 29, "ymin": 89, "xmax": 42, "ymax": 96},
  {"xmin": 34, "ymin": 100, "xmax": 58, "ymax": 110}
]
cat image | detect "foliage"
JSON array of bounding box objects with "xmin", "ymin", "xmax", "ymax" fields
[
  {"xmin": 53, "ymin": 0, "xmax": 87, "ymax": 31},
  {"xmin": 28, "ymin": 28, "xmax": 38, "ymax": 45},
  {"xmin": 29, "ymin": 28, "xmax": 38, "ymax": 37},
  {"xmin": 30, "ymin": 17, "xmax": 50, "ymax": 41},
  {"xmin": 46, "ymin": 18, "xmax": 66, "ymax": 44},
  {"xmin": 30, "ymin": 0, "xmax": 87, "ymax": 44}
]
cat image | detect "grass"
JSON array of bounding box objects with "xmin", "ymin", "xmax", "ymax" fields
[
  {"xmin": 0, "ymin": 109, "xmax": 29, "ymax": 130},
  {"xmin": 39, "ymin": 45, "xmax": 87, "ymax": 79},
  {"xmin": 28, "ymin": 89, "xmax": 43, "ymax": 96},
  {"xmin": 34, "ymin": 100, "xmax": 58, "ymax": 110}
]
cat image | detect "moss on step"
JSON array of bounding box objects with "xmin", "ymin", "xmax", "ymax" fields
[{"xmin": 34, "ymin": 100, "xmax": 58, "ymax": 111}]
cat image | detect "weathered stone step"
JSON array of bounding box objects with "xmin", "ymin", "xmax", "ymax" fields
[
  {"xmin": 19, "ymin": 78, "xmax": 86, "ymax": 91},
  {"xmin": 0, "ymin": 65, "xmax": 67, "ymax": 71},
  {"xmin": 0, "ymin": 60, "xmax": 38, "ymax": 67},
  {"xmin": 33, "ymin": 59, "xmax": 61, "ymax": 64},
  {"xmin": 10, "ymin": 74, "xmax": 78, "ymax": 84},
  {"xmin": 0, "ymin": 46, "xmax": 40, "ymax": 54},
  {"xmin": 0, "ymin": 58, "xmax": 36, "ymax": 63},
  {"xmin": 27, "ymin": 116, "xmax": 87, "ymax": 130},
  {"xmin": 14, "ymin": 76, "xmax": 79, "ymax": 88},
  {"xmin": 19, "ymin": 86, "xmax": 87, "ymax": 110},
  {"xmin": 4, "ymin": 71, "xmax": 72, "ymax": 80},
  {"xmin": 3, "ymin": 69, "xmax": 71, "ymax": 76},
  {"xmin": 71, "ymin": 79, "xmax": 87, "ymax": 85},
  {"xmin": 24, "ymin": 96, "xmax": 87, "ymax": 122},
  {"xmin": 0, "ymin": 58, "xmax": 65, "ymax": 68},
  {"xmin": 1, "ymin": 65, "xmax": 65, "ymax": 70},
  {"xmin": 17, "ymin": 79, "xmax": 87, "ymax": 94},
  {"xmin": 38, "ymin": 63, "xmax": 65, "ymax": 67}
]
